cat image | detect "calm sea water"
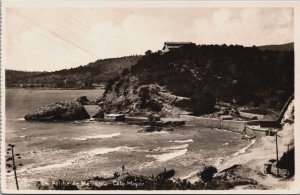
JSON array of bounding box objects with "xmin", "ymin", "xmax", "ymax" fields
[{"xmin": 5, "ymin": 89, "xmax": 250, "ymax": 190}]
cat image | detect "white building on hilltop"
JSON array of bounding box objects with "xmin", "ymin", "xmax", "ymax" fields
[{"xmin": 162, "ymin": 42, "xmax": 195, "ymax": 53}]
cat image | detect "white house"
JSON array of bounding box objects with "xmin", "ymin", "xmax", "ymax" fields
[{"xmin": 162, "ymin": 42, "xmax": 195, "ymax": 53}]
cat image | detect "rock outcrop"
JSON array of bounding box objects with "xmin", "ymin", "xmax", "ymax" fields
[
  {"xmin": 97, "ymin": 80, "xmax": 192, "ymax": 117},
  {"xmin": 24, "ymin": 99, "xmax": 90, "ymax": 121},
  {"xmin": 75, "ymin": 96, "xmax": 95, "ymax": 105}
]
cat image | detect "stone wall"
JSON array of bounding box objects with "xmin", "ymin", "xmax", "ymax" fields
[
  {"xmin": 181, "ymin": 115, "xmax": 222, "ymax": 128},
  {"xmin": 239, "ymin": 111, "xmax": 265, "ymax": 120},
  {"xmin": 182, "ymin": 115, "xmax": 247, "ymax": 132},
  {"xmin": 221, "ymin": 120, "xmax": 247, "ymax": 133},
  {"xmin": 245, "ymin": 126, "xmax": 272, "ymax": 137}
]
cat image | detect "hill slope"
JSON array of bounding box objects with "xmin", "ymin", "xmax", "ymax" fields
[
  {"xmin": 98, "ymin": 44, "xmax": 294, "ymax": 116},
  {"xmin": 6, "ymin": 55, "xmax": 141, "ymax": 88},
  {"xmin": 258, "ymin": 42, "xmax": 294, "ymax": 51},
  {"xmin": 5, "ymin": 70, "xmax": 44, "ymax": 87}
]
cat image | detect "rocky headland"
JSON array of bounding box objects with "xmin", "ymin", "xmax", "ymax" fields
[
  {"xmin": 96, "ymin": 44, "xmax": 293, "ymax": 118},
  {"xmin": 21, "ymin": 43, "xmax": 295, "ymax": 190},
  {"xmin": 24, "ymin": 97, "xmax": 91, "ymax": 121}
]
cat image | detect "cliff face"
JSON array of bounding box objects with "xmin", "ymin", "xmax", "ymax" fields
[{"xmin": 98, "ymin": 44, "xmax": 294, "ymax": 116}]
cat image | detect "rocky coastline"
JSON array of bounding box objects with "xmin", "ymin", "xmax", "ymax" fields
[
  {"xmin": 22, "ymin": 44, "xmax": 294, "ymax": 191},
  {"xmin": 24, "ymin": 97, "xmax": 91, "ymax": 121}
]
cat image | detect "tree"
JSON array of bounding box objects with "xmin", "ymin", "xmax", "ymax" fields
[
  {"xmin": 190, "ymin": 92, "xmax": 216, "ymax": 116},
  {"xmin": 197, "ymin": 165, "xmax": 218, "ymax": 182},
  {"xmin": 145, "ymin": 50, "xmax": 152, "ymax": 55},
  {"xmin": 6, "ymin": 144, "xmax": 22, "ymax": 190},
  {"xmin": 276, "ymin": 147, "xmax": 294, "ymax": 177}
]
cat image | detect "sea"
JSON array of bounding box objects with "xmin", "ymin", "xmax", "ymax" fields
[{"xmin": 5, "ymin": 89, "xmax": 250, "ymax": 190}]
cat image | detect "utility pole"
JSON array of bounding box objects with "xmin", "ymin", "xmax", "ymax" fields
[
  {"xmin": 275, "ymin": 133, "xmax": 279, "ymax": 176},
  {"xmin": 6, "ymin": 144, "xmax": 22, "ymax": 190}
]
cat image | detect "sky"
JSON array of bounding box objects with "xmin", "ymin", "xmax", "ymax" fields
[{"xmin": 3, "ymin": 6, "xmax": 294, "ymax": 71}]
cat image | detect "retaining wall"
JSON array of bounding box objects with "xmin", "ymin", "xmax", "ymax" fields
[
  {"xmin": 245, "ymin": 126, "xmax": 271, "ymax": 137},
  {"xmin": 246, "ymin": 120, "xmax": 261, "ymax": 126},
  {"xmin": 239, "ymin": 111, "xmax": 265, "ymax": 120},
  {"xmin": 181, "ymin": 115, "xmax": 222, "ymax": 128},
  {"xmin": 221, "ymin": 120, "xmax": 247, "ymax": 133},
  {"xmin": 260, "ymin": 120, "xmax": 279, "ymax": 127},
  {"xmin": 182, "ymin": 115, "xmax": 246, "ymax": 132}
]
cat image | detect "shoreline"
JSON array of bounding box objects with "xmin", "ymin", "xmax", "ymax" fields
[
  {"xmin": 216, "ymin": 135, "xmax": 294, "ymax": 190},
  {"xmin": 180, "ymin": 136, "xmax": 257, "ymax": 183},
  {"xmin": 10, "ymin": 109, "xmax": 294, "ymax": 190},
  {"xmin": 180, "ymin": 134, "xmax": 294, "ymax": 190}
]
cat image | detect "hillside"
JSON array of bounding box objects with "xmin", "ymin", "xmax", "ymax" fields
[
  {"xmin": 5, "ymin": 70, "xmax": 44, "ymax": 87},
  {"xmin": 6, "ymin": 55, "xmax": 141, "ymax": 88},
  {"xmin": 258, "ymin": 42, "xmax": 294, "ymax": 51},
  {"xmin": 98, "ymin": 44, "xmax": 294, "ymax": 117}
]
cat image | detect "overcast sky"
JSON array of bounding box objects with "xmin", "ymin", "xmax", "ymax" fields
[{"xmin": 4, "ymin": 6, "xmax": 294, "ymax": 71}]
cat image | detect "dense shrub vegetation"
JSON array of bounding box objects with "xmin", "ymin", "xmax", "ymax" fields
[
  {"xmin": 276, "ymin": 147, "xmax": 295, "ymax": 177},
  {"xmin": 41, "ymin": 166, "xmax": 258, "ymax": 190},
  {"xmin": 129, "ymin": 44, "xmax": 293, "ymax": 109}
]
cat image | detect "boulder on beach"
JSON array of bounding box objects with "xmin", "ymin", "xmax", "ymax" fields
[{"xmin": 24, "ymin": 100, "xmax": 90, "ymax": 121}]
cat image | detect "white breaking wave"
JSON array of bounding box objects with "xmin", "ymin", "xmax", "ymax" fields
[
  {"xmin": 30, "ymin": 161, "xmax": 73, "ymax": 171},
  {"xmin": 88, "ymin": 146, "xmax": 134, "ymax": 155},
  {"xmin": 215, "ymin": 157, "xmax": 224, "ymax": 167},
  {"xmin": 173, "ymin": 139, "xmax": 194, "ymax": 143},
  {"xmin": 72, "ymin": 132, "xmax": 121, "ymax": 141},
  {"xmin": 146, "ymin": 149, "xmax": 188, "ymax": 162},
  {"xmin": 144, "ymin": 131, "xmax": 169, "ymax": 136},
  {"xmin": 19, "ymin": 135, "xmax": 29, "ymax": 138},
  {"xmin": 165, "ymin": 144, "xmax": 189, "ymax": 150},
  {"xmin": 152, "ymin": 144, "xmax": 189, "ymax": 152},
  {"xmin": 23, "ymin": 146, "xmax": 134, "ymax": 172},
  {"xmin": 231, "ymin": 139, "xmax": 256, "ymax": 157}
]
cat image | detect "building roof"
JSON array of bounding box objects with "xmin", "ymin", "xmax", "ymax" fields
[{"xmin": 164, "ymin": 42, "xmax": 194, "ymax": 46}]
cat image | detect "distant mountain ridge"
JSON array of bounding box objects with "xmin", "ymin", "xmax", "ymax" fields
[
  {"xmin": 258, "ymin": 42, "xmax": 294, "ymax": 51},
  {"xmin": 6, "ymin": 55, "xmax": 141, "ymax": 88}
]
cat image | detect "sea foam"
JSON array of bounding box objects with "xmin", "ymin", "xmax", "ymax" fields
[
  {"xmin": 146, "ymin": 149, "xmax": 188, "ymax": 162},
  {"xmin": 173, "ymin": 139, "xmax": 194, "ymax": 143},
  {"xmin": 19, "ymin": 135, "xmax": 29, "ymax": 138},
  {"xmin": 144, "ymin": 131, "xmax": 169, "ymax": 136},
  {"xmin": 30, "ymin": 161, "xmax": 73, "ymax": 171},
  {"xmin": 165, "ymin": 144, "xmax": 189, "ymax": 150},
  {"xmin": 88, "ymin": 146, "xmax": 134, "ymax": 155},
  {"xmin": 231, "ymin": 139, "xmax": 256, "ymax": 157},
  {"xmin": 72, "ymin": 132, "xmax": 121, "ymax": 141}
]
